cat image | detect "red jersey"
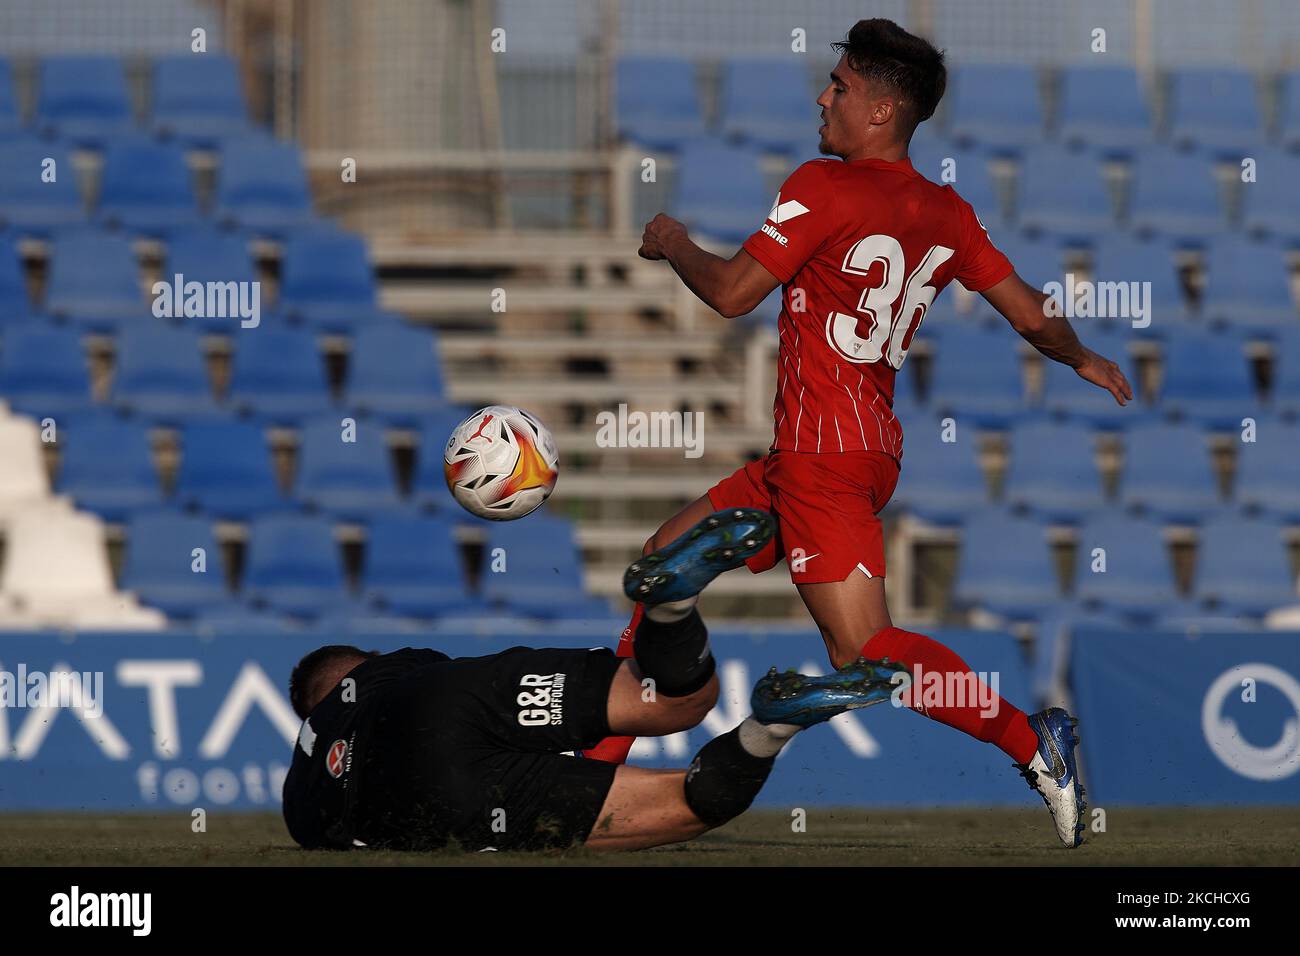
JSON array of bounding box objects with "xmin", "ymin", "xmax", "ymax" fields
[{"xmin": 741, "ymin": 156, "xmax": 1013, "ymax": 460}]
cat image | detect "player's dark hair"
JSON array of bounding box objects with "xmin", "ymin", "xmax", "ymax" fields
[
  {"xmin": 289, "ymin": 645, "xmax": 377, "ymax": 719},
  {"xmin": 831, "ymin": 18, "xmax": 947, "ymax": 133}
]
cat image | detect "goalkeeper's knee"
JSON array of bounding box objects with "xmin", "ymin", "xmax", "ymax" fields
[{"xmin": 682, "ymin": 725, "xmax": 776, "ymax": 828}]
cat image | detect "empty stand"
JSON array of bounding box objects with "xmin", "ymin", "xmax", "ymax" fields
[
  {"xmin": 120, "ymin": 509, "xmax": 229, "ymax": 617},
  {"xmin": 174, "ymin": 417, "xmax": 285, "ymax": 518},
  {"xmin": 616, "ymin": 56, "xmax": 707, "ymax": 151},
  {"xmin": 55, "ymin": 411, "xmax": 160, "ymax": 520},
  {"xmin": 151, "ymin": 53, "xmax": 252, "ymax": 145},
  {"xmin": 1055, "ymin": 65, "xmax": 1153, "ymax": 155},
  {"xmin": 1002, "ymin": 419, "xmax": 1105, "ymax": 520},
  {"xmin": 1118, "ymin": 421, "xmax": 1219, "ymax": 519},
  {"xmin": 37, "ymin": 55, "xmax": 135, "ymax": 145},
  {"xmin": 953, "ymin": 509, "xmax": 1059, "ymax": 617},
  {"xmin": 670, "ymin": 137, "xmax": 768, "ymax": 244},
  {"xmin": 97, "ymin": 137, "xmax": 200, "ymax": 236}
]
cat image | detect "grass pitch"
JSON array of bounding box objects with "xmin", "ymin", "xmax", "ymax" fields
[{"xmin": 2, "ymin": 807, "xmax": 1297, "ymax": 866}]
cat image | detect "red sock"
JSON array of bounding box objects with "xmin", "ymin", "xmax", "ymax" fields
[
  {"xmin": 581, "ymin": 602, "xmax": 643, "ymax": 763},
  {"xmin": 862, "ymin": 626, "xmax": 1039, "ymax": 765}
]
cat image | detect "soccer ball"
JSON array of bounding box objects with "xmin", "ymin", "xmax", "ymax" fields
[{"xmin": 443, "ymin": 405, "xmax": 559, "ymax": 520}]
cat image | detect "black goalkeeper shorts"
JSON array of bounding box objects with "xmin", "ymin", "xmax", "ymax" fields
[{"xmin": 351, "ymin": 646, "xmax": 623, "ymax": 851}]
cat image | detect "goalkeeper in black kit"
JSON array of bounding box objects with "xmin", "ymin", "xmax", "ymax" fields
[{"xmin": 283, "ymin": 509, "xmax": 904, "ymax": 852}]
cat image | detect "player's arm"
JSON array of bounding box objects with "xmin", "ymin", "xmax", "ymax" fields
[
  {"xmin": 638, "ymin": 214, "xmax": 780, "ymax": 318},
  {"xmin": 981, "ymin": 271, "xmax": 1134, "ymax": 406}
]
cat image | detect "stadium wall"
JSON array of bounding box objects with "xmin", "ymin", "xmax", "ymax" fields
[{"xmin": 1, "ymin": 627, "xmax": 1297, "ymax": 810}]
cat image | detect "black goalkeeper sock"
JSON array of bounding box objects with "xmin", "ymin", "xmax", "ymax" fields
[
  {"xmin": 683, "ymin": 724, "xmax": 777, "ymax": 828},
  {"xmin": 634, "ymin": 607, "xmax": 715, "ymax": 697}
]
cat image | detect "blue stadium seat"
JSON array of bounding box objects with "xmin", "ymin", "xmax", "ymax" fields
[
  {"xmin": 37, "ymin": 56, "xmax": 134, "ymax": 145},
  {"xmin": 361, "ymin": 512, "xmax": 478, "ymax": 617},
  {"xmin": 1090, "ymin": 236, "xmax": 1191, "ymax": 334},
  {"xmin": 925, "ymin": 323, "xmax": 1025, "ymax": 426},
  {"xmin": 670, "ymin": 137, "xmax": 768, "ymax": 244},
  {"xmin": 1281, "ymin": 71, "xmax": 1300, "ymax": 151},
  {"xmin": 243, "ymin": 513, "xmax": 354, "ymax": 617},
  {"xmin": 616, "ymin": 56, "xmax": 707, "ymax": 151},
  {"xmin": 1240, "ymin": 148, "xmax": 1300, "ymax": 245},
  {"xmin": 480, "ymin": 512, "xmax": 610, "ymax": 618},
  {"xmin": 0, "ymin": 58, "xmax": 20, "ymax": 136},
  {"xmin": 953, "ymin": 509, "xmax": 1059, "ymax": 617},
  {"xmin": 175, "ymin": 417, "xmax": 284, "ymax": 518},
  {"xmin": 1234, "ymin": 413, "xmax": 1300, "ymax": 519},
  {"xmin": 1016, "ymin": 145, "xmax": 1113, "ymax": 240},
  {"xmin": 1118, "ymin": 421, "xmax": 1219, "ymax": 520},
  {"xmin": 192, "ymin": 606, "xmax": 316, "ymax": 636},
  {"xmin": 1073, "ymin": 512, "xmax": 1180, "ymax": 618},
  {"xmin": 55, "ymin": 411, "xmax": 160, "ymax": 519},
  {"xmin": 111, "ymin": 324, "xmax": 218, "ymax": 420},
  {"xmin": 294, "ymin": 416, "xmax": 402, "ymax": 516},
  {"xmin": 1039, "ymin": 324, "xmax": 1136, "ymax": 428},
  {"xmin": 227, "ymin": 326, "xmax": 332, "ymax": 422},
  {"xmin": 1127, "ymin": 147, "xmax": 1223, "ymax": 242},
  {"xmin": 1193, "ymin": 511, "xmax": 1297, "ymax": 615},
  {"xmin": 345, "ymin": 322, "xmax": 445, "ymax": 425},
  {"xmin": 97, "ymin": 138, "xmax": 199, "ymax": 236},
  {"xmin": 947, "ymin": 64, "xmax": 1044, "ymax": 154},
  {"xmin": 278, "ymin": 230, "xmax": 382, "ymax": 328},
  {"xmin": 413, "ymin": 406, "xmax": 478, "ymax": 510},
  {"xmin": 1030, "ymin": 603, "xmax": 1127, "ymax": 707},
  {"xmin": 1200, "ymin": 235, "xmax": 1296, "ymax": 331},
  {"xmin": 1167, "ymin": 68, "xmax": 1264, "ymax": 157},
  {"xmin": 214, "ymin": 140, "xmax": 315, "ymax": 233},
  {"xmin": 0, "ymin": 325, "xmax": 90, "ymax": 416},
  {"xmin": 43, "ymin": 229, "xmax": 144, "ymax": 325},
  {"xmin": 992, "ymin": 236, "xmax": 1066, "ymax": 294},
  {"xmin": 152, "ymin": 54, "xmax": 251, "ymax": 146},
  {"xmin": 1158, "ymin": 328, "xmax": 1257, "ymax": 428},
  {"xmin": 1003, "ymin": 419, "xmax": 1105, "ymax": 520},
  {"xmin": 888, "ymin": 421, "xmax": 988, "ymax": 524},
  {"xmin": 719, "ymin": 58, "xmax": 817, "ymax": 154},
  {"xmin": 1272, "ymin": 328, "xmax": 1300, "ymax": 417},
  {"xmin": 121, "ymin": 510, "xmax": 228, "ymax": 616},
  {"xmin": 163, "ymin": 227, "xmax": 259, "ymax": 333},
  {"xmin": 0, "ymin": 234, "xmax": 31, "ymax": 322},
  {"xmin": 1055, "ymin": 66, "xmax": 1153, "ymax": 156},
  {"xmin": 907, "ymin": 142, "xmax": 1006, "ymax": 230},
  {"xmin": 0, "ymin": 138, "xmax": 84, "ymax": 234}
]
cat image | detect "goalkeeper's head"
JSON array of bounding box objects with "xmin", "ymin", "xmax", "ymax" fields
[{"xmin": 289, "ymin": 644, "xmax": 379, "ymax": 718}]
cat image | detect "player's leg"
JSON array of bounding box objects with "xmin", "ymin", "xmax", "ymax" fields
[
  {"xmin": 580, "ymin": 494, "xmax": 716, "ymax": 763},
  {"xmin": 782, "ymin": 451, "xmax": 1085, "ymax": 846},
  {"xmin": 604, "ymin": 506, "xmax": 774, "ymax": 736},
  {"xmin": 798, "ymin": 572, "xmax": 1036, "ymax": 756},
  {"xmin": 798, "ymin": 575, "xmax": 1085, "ymax": 846},
  {"xmin": 584, "ymin": 655, "xmax": 905, "ymax": 851},
  {"xmin": 584, "ymin": 478, "xmax": 778, "ymax": 763}
]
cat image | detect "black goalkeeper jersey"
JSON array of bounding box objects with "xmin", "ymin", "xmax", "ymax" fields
[
  {"xmin": 282, "ymin": 644, "xmax": 622, "ymax": 852},
  {"xmin": 282, "ymin": 648, "xmax": 450, "ymax": 849}
]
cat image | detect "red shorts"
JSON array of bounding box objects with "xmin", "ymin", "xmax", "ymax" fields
[{"xmin": 707, "ymin": 450, "xmax": 901, "ymax": 584}]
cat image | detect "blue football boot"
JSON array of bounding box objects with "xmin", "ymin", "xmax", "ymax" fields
[
  {"xmin": 1015, "ymin": 707, "xmax": 1087, "ymax": 848},
  {"xmin": 623, "ymin": 508, "xmax": 774, "ymax": 604},
  {"xmin": 750, "ymin": 656, "xmax": 908, "ymax": 728}
]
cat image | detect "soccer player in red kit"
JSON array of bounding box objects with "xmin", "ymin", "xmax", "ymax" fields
[{"xmin": 585, "ymin": 19, "xmax": 1133, "ymax": 847}]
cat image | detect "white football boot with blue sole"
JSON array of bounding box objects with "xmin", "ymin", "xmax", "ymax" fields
[{"xmin": 1017, "ymin": 707, "xmax": 1087, "ymax": 848}]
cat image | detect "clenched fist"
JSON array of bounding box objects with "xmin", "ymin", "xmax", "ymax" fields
[{"xmin": 638, "ymin": 213, "xmax": 688, "ymax": 260}]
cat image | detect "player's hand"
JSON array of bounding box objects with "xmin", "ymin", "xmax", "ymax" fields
[
  {"xmin": 1074, "ymin": 348, "xmax": 1134, "ymax": 406},
  {"xmin": 638, "ymin": 213, "xmax": 687, "ymax": 260}
]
